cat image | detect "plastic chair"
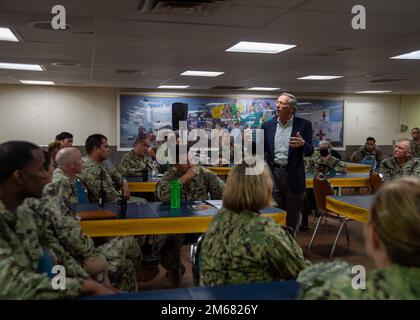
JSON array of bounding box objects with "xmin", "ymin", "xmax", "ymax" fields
[
  {"xmin": 190, "ymin": 234, "xmax": 205, "ymax": 286},
  {"xmin": 36, "ymin": 246, "xmax": 56, "ymax": 278},
  {"xmin": 361, "ymin": 155, "xmax": 377, "ymax": 171},
  {"xmin": 369, "ymin": 171, "xmax": 383, "ymax": 194},
  {"xmin": 74, "ymin": 178, "xmax": 90, "ymax": 204},
  {"xmin": 309, "ymin": 176, "xmax": 351, "ymax": 258}
]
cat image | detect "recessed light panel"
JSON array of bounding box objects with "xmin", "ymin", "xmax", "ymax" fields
[
  {"xmin": 181, "ymin": 70, "xmax": 224, "ymax": 77},
  {"xmin": 226, "ymin": 41, "xmax": 296, "ymax": 54},
  {"xmin": 298, "ymin": 75, "xmax": 343, "ymax": 80}
]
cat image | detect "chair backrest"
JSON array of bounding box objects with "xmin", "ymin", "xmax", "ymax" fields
[
  {"xmin": 36, "ymin": 246, "xmax": 56, "ymax": 278},
  {"xmin": 191, "ymin": 234, "xmax": 205, "ymax": 286},
  {"xmin": 361, "ymin": 155, "xmax": 377, "ymax": 171},
  {"xmin": 74, "ymin": 178, "xmax": 90, "ymax": 204},
  {"xmin": 154, "ymin": 179, "xmax": 162, "ymax": 201},
  {"xmin": 313, "ymin": 176, "xmax": 335, "ymax": 212},
  {"xmin": 369, "ymin": 171, "xmax": 383, "ymax": 194}
]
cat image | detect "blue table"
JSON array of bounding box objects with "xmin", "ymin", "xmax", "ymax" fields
[
  {"xmin": 76, "ymin": 202, "xmax": 286, "ymax": 237},
  {"xmin": 326, "ymin": 195, "xmax": 374, "ymax": 223},
  {"xmin": 80, "ymin": 280, "xmax": 301, "ymax": 300}
]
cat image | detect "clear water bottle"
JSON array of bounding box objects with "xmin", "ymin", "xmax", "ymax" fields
[{"xmin": 151, "ymin": 161, "xmax": 158, "ymax": 178}]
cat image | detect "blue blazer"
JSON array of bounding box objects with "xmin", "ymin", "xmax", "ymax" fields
[{"xmin": 263, "ymin": 116, "xmax": 314, "ymax": 193}]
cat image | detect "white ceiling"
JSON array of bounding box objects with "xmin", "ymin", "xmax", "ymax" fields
[{"xmin": 1, "ymin": 0, "xmax": 420, "ymax": 94}]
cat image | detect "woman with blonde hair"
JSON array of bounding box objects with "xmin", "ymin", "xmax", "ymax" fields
[
  {"xmin": 199, "ymin": 161, "xmax": 310, "ymax": 286},
  {"xmin": 298, "ymin": 177, "xmax": 420, "ymax": 299}
]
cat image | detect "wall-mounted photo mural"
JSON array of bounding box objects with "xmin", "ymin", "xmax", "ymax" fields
[{"xmin": 118, "ymin": 93, "xmax": 344, "ymax": 150}]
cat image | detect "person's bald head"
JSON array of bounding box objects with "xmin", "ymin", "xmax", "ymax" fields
[{"xmin": 56, "ymin": 147, "xmax": 84, "ymax": 176}]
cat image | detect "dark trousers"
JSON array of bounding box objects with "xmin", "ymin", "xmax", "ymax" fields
[
  {"xmin": 302, "ymin": 189, "xmax": 317, "ymax": 226},
  {"xmin": 271, "ymin": 166, "xmax": 304, "ymax": 232}
]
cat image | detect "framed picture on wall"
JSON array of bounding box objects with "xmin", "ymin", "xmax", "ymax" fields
[
  {"xmin": 296, "ymin": 99, "xmax": 345, "ymax": 149},
  {"xmin": 117, "ymin": 92, "xmax": 344, "ymax": 150}
]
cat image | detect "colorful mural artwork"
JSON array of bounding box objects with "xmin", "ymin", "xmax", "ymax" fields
[{"xmin": 118, "ymin": 93, "xmax": 344, "ymax": 150}]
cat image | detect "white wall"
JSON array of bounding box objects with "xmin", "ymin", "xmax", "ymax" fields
[
  {"xmin": 343, "ymin": 95, "xmax": 403, "ymax": 146},
  {"xmin": 400, "ymin": 95, "xmax": 420, "ymax": 136},
  {"xmin": 0, "ymin": 85, "xmax": 118, "ymax": 145},
  {"xmin": 0, "ymin": 84, "xmax": 419, "ymax": 147}
]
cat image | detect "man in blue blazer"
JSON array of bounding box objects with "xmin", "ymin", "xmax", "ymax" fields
[{"xmin": 262, "ymin": 93, "xmax": 314, "ymax": 233}]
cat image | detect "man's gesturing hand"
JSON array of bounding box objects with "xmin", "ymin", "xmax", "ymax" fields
[{"xmin": 289, "ymin": 131, "xmax": 305, "ymax": 148}]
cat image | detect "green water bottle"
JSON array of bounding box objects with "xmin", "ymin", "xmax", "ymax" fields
[{"xmin": 170, "ymin": 179, "xmax": 181, "ymax": 209}]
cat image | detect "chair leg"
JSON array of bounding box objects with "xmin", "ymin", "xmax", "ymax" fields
[
  {"xmin": 309, "ymin": 215, "xmax": 323, "ymax": 250},
  {"xmin": 329, "ymin": 218, "xmax": 345, "ymax": 258},
  {"xmin": 294, "ymin": 212, "xmax": 303, "ymax": 237},
  {"xmin": 344, "ymin": 220, "xmax": 350, "ymax": 246}
]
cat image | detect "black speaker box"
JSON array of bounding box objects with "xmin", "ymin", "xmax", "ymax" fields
[{"xmin": 172, "ymin": 102, "xmax": 188, "ymax": 131}]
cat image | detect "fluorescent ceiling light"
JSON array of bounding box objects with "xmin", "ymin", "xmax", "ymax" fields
[
  {"xmin": 20, "ymin": 80, "xmax": 55, "ymax": 85},
  {"xmin": 390, "ymin": 50, "xmax": 420, "ymax": 60},
  {"xmin": 158, "ymin": 85, "xmax": 190, "ymax": 89},
  {"xmin": 0, "ymin": 62, "xmax": 43, "ymax": 71},
  {"xmin": 181, "ymin": 70, "xmax": 224, "ymax": 77},
  {"xmin": 298, "ymin": 75, "xmax": 343, "ymax": 80},
  {"xmin": 247, "ymin": 87, "xmax": 280, "ymax": 91},
  {"xmin": 356, "ymin": 90, "xmax": 392, "ymax": 94},
  {"xmin": 0, "ymin": 27, "xmax": 19, "ymax": 42},
  {"xmin": 226, "ymin": 41, "xmax": 296, "ymax": 54}
]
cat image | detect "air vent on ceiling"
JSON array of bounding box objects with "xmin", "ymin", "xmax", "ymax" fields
[
  {"xmin": 30, "ymin": 21, "xmax": 74, "ymax": 31},
  {"xmin": 51, "ymin": 62, "xmax": 81, "ymax": 67},
  {"xmin": 115, "ymin": 69, "xmax": 146, "ymax": 75},
  {"xmin": 307, "ymin": 46, "xmax": 354, "ymax": 57},
  {"xmin": 211, "ymin": 86, "xmax": 246, "ymax": 90},
  {"xmin": 370, "ymin": 78, "xmax": 407, "ymax": 83},
  {"xmin": 365, "ymin": 73, "xmax": 388, "ymax": 78},
  {"xmin": 140, "ymin": 0, "xmax": 228, "ymax": 16}
]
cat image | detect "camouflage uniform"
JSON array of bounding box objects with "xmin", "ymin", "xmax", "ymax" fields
[
  {"xmin": 156, "ymin": 166, "xmax": 224, "ymax": 285},
  {"xmin": 43, "ymin": 168, "xmax": 77, "ymax": 204},
  {"xmin": 79, "ymin": 156, "xmax": 146, "ymax": 204},
  {"xmin": 411, "ymin": 140, "xmax": 420, "ymax": 158},
  {"xmin": 352, "ymin": 146, "xmax": 383, "ymax": 164},
  {"xmin": 298, "ymin": 260, "xmax": 420, "ymax": 299},
  {"xmin": 378, "ymin": 156, "xmax": 420, "ymax": 182},
  {"xmin": 41, "ymin": 173, "xmax": 142, "ymax": 291},
  {"xmin": 199, "ymin": 208, "xmax": 311, "ymax": 286},
  {"xmin": 0, "ymin": 200, "xmax": 83, "ymax": 299},
  {"xmin": 119, "ymin": 150, "xmax": 153, "ymax": 176},
  {"xmin": 157, "ymin": 166, "xmax": 224, "ymax": 202},
  {"xmin": 79, "ymin": 156, "xmax": 122, "ymax": 203},
  {"xmin": 305, "ymin": 149, "xmax": 347, "ymax": 174},
  {"xmin": 21, "ymin": 198, "xmax": 88, "ymax": 279}
]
